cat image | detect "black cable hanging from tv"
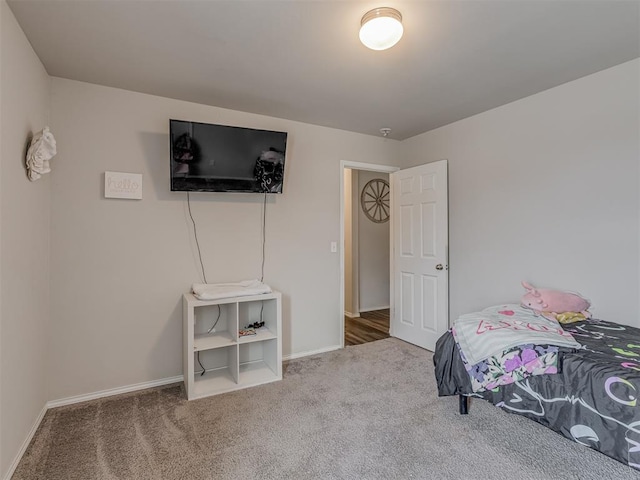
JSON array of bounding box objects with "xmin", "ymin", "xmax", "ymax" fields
[
  {"xmin": 186, "ymin": 191, "xmax": 207, "ymax": 284},
  {"xmin": 261, "ymin": 192, "xmax": 267, "ymax": 283}
]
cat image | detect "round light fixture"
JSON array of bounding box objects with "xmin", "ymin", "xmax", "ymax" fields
[{"xmin": 359, "ymin": 7, "xmax": 403, "ymax": 51}]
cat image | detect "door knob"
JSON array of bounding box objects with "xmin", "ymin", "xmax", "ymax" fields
[{"xmin": 436, "ymin": 264, "xmax": 443, "ymax": 270}]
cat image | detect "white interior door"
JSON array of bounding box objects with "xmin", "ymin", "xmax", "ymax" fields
[{"xmin": 391, "ymin": 160, "xmax": 448, "ymax": 351}]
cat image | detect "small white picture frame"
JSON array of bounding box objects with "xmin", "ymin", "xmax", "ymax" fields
[{"xmin": 105, "ymin": 171, "xmax": 142, "ymax": 199}]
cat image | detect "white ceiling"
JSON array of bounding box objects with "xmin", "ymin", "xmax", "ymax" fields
[{"xmin": 7, "ymin": 0, "xmax": 640, "ymax": 140}]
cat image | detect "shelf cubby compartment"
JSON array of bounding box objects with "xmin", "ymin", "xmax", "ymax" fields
[
  {"xmin": 238, "ymin": 339, "xmax": 280, "ymax": 386},
  {"xmin": 238, "ymin": 297, "xmax": 278, "ymax": 341},
  {"xmin": 192, "ymin": 345, "xmax": 238, "ymax": 399},
  {"xmin": 193, "ymin": 302, "xmax": 238, "ymax": 343}
]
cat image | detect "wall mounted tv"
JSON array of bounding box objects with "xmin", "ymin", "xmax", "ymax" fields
[{"xmin": 170, "ymin": 119, "xmax": 288, "ymax": 193}]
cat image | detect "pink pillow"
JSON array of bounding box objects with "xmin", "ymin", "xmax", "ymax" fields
[{"xmin": 521, "ymin": 281, "xmax": 590, "ymax": 316}]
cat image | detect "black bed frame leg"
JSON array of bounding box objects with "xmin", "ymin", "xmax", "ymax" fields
[{"xmin": 459, "ymin": 395, "xmax": 469, "ymax": 415}]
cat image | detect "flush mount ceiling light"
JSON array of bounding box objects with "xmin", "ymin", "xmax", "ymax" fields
[{"xmin": 359, "ymin": 7, "xmax": 403, "ymax": 51}]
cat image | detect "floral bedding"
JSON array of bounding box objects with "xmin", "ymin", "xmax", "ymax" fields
[
  {"xmin": 452, "ymin": 304, "xmax": 581, "ymax": 365},
  {"xmin": 457, "ymin": 340, "xmax": 559, "ymax": 392}
]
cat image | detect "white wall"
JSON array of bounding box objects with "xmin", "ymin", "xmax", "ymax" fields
[
  {"xmin": 357, "ymin": 171, "xmax": 390, "ymax": 311},
  {"xmin": 0, "ymin": 1, "xmax": 51, "ymax": 477},
  {"xmin": 48, "ymin": 78, "xmax": 400, "ymax": 401},
  {"xmin": 401, "ymin": 59, "xmax": 640, "ymax": 324}
]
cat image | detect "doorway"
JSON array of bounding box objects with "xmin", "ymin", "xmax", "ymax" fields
[
  {"xmin": 340, "ymin": 161, "xmax": 398, "ymax": 348},
  {"xmin": 344, "ymin": 168, "xmax": 391, "ymax": 345},
  {"xmin": 339, "ymin": 160, "xmax": 450, "ymax": 352}
]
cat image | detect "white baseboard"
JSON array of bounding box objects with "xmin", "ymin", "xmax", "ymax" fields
[
  {"xmin": 3, "ymin": 404, "xmax": 47, "ymax": 480},
  {"xmin": 283, "ymin": 344, "xmax": 341, "ymax": 361},
  {"xmin": 359, "ymin": 305, "xmax": 390, "ymax": 313},
  {"xmin": 344, "ymin": 311, "xmax": 359, "ymax": 318},
  {"xmin": 47, "ymin": 375, "xmax": 184, "ymax": 409}
]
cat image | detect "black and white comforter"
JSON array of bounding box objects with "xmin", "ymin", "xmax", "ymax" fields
[{"xmin": 434, "ymin": 318, "xmax": 640, "ymax": 470}]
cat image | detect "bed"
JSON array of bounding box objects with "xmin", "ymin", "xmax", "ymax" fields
[{"xmin": 434, "ymin": 312, "xmax": 640, "ymax": 470}]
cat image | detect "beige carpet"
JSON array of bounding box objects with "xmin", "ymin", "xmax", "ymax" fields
[{"xmin": 13, "ymin": 338, "xmax": 640, "ymax": 479}]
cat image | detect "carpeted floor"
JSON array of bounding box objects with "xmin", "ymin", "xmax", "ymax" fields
[{"xmin": 14, "ymin": 338, "xmax": 640, "ymax": 479}]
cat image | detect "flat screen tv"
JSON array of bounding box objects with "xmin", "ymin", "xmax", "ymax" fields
[{"xmin": 170, "ymin": 119, "xmax": 288, "ymax": 193}]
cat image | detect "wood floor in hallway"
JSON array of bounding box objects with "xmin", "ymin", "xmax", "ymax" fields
[{"xmin": 344, "ymin": 309, "xmax": 390, "ymax": 346}]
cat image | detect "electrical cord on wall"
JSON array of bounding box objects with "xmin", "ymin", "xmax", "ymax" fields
[
  {"xmin": 190, "ymin": 191, "xmax": 269, "ymax": 373},
  {"xmin": 187, "ymin": 191, "xmax": 222, "ymax": 376},
  {"xmin": 197, "ymin": 304, "xmax": 221, "ymax": 377},
  {"xmin": 260, "ymin": 192, "xmax": 267, "ymax": 321},
  {"xmin": 197, "ymin": 351, "xmax": 206, "ymax": 376},
  {"xmin": 261, "ymin": 192, "xmax": 267, "ymax": 283},
  {"xmin": 187, "ymin": 191, "xmax": 208, "ymax": 284},
  {"xmin": 208, "ymin": 305, "xmax": 221, "ymax": 334}
]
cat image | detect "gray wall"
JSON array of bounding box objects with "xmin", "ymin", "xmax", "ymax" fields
[
  {"xmin": 1, "ymin": 1, "xmax": 51, "ymax": 477},
  {"xmin": 401, "ymin": 59, "xmax": 640, "ymax": 324},
  {"xmin": 357, "ymin": 171, "xmax": 390, "ymax": 311},
  {"xmin": 48, "ymin": 78, "xmax": 400, "ymax": 401}
]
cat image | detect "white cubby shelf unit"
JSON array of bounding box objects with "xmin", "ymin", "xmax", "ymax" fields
[{"xmin": 182, "ymin": 291, "xmax": 282, "ymax": 400}]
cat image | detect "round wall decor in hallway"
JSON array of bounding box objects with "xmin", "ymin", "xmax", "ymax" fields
[{"xmin": 360, "ymin": 178, "xmax": 390, "ymax": 223}]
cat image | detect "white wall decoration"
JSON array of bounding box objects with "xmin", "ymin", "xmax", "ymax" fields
[
  {"xmin": 26, "ymin": 126, "xmax": 56, "ymax": 181},
  {"xmin": 104, "ymin": 171, "xmax": 142, "ymax": 199}
]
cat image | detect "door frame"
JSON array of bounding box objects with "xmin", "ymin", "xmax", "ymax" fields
[{"xmin": 339, "ymin": 161, "xmax": 399, "ymax": 348}]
